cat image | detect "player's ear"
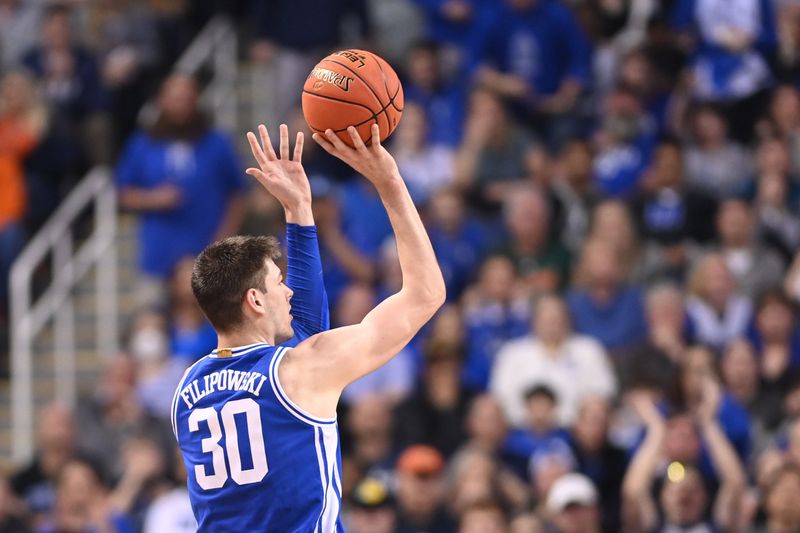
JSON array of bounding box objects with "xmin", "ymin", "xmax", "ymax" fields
[{"xmin": 245, "ymin": 288, "xmax": 266, "ymax": 316}]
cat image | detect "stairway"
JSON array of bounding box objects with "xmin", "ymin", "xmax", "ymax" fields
[{"xmin": 0, "ymin": 213, "xmax": 140, "ymax": 470}]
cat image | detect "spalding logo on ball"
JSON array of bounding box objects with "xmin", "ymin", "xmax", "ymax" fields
[{"xmin": 302, "ymin": 49, "xmax": 404, "ymax": 147}]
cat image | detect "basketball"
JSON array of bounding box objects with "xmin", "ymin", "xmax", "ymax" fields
[{"xmin": 301, "ymin": 49, "xmax": 404, "ymax": 147}]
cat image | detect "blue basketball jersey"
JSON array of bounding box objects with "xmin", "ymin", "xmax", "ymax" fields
[{"xmin": 172, "ymin": 343, "xmax": 345, "ymax": 532}]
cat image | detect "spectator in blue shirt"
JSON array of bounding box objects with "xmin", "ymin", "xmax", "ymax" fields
[
  {"xmin": 474, "ymin": 0, "xmax": 592, "ymax": 148},
  {"xmin": 462, "ymin": 255, "xmax": 531, "ymax": 390},
  {"xmin": 672, "ymin": 0, "xmax": 777, "ymax": 142},
  {"xmin": 592, "ymin": 85, "xmax": 658, "ymax": 198},
  {"xmin": 567, "ymin": 238, "xmax": 647, "ymax": 352},
  {"xmin": 116, "ymin": 74, "xmax": 247, "ymax": 307},
  {"xmin": 411, "ymin": 0, "xmax": 499, "ymax": 71},
  {"xmin": 426, "ymin": 188, "xmax": 489, "ymax": 301},
  {"xmin": 403, "ymin": 41, "xmax": 469, "ymax": 148}
]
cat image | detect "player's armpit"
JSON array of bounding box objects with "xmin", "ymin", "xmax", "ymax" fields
[{"xmin": 279, "ymin": 289, "xmax": 441, "ymax": 414}]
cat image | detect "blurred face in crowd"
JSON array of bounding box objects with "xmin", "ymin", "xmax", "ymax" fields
[
  {"xmin": 663, "ymin": 415, "xmax": 701, "ymax": 464},
  {"xmin": 459, "ymin": 504, "xmax": 507, "ymax": 533},
  {"xmin": 551, "ymin": 502, "xmax": 601, "ymax": 533},
  {"xmin": 560, "ymin": 140, "xmax": 593, "ymax": 187},
  {"xmin": 660, "ymin": 467, "xmax": 708, "ymax": 526},
  {"xmin": 450, "ymin": 451, "xmax": 496, "ymax": 515},
  {"xmin": 42, "ymin": 10, "xmax": 72, "ymax": 50},
  {"xmin": 429, "ymin": 188, "xmax": 465, "ymax": 234},
  {"xmin": 757, "ymin": 296, "xmax": 795, "ymax": 343},
  {"xmin": 619, "ymin": 51, "xmax": 653, "ymax": 94},
  {"xmin": 510, "ymin": 513, "xmax": 544, "ymax": 533},
  {"xmin": 603, "ymin": 89, "xmax": 643, "ymax": 143},
  {"xmin": 349, "ymin": 506, "xmax": 396, "ymax": 533},
  {"xmin": 693, "ymin": 255, "xmax": 734, "ymax": 308},
  {"xmin": 99, "ymin": 355, "xmax": 137, "ymax": 408},
  {"xmin": 573, "ymin": 397, "xmax": 610, "ymax": 453},
  {"xmin": 478, "ymin": 256, "xmax": 516, "ymax": 304},
  {"xmin": 504, "ymin": 186, "xmax": 550, "ymax": 248},
  {"xmin": 394, "ymin": 103, "xmax": 428, "ymax": 151},
  {"xmin": 533, "ymin": 295, "xmax": 570, "ymax": 347},
  {"xmin": 407, "ymin": 46, "xmax": 439, "ymax": 91},
  {"xmin": 771, "ymin": 85, "xmax": 800, "ymax": 134},
  {"xmin": 335, "ymin": 283, "xmax": 375, "ymax": 327},
  {"xmin": 0, "ymin": 70, "xmax": 37, "ymax": 116},
  {"xmin": 646, "ymin": 285, "xmax": 685, "ymax": 337},
  {"xmin": 158, "ymin": 74, "xmax": 200, "ymax": 126},
  {"xmin": 580, "ymin": 240, "xmax": 621, "ymax": 295},
  {"xmin": 37, "ymin": 403, "xmax": 76, "ymax": 476},
  {"xmin": 525, "ymin": 391, "xmax": 556, "ymax": 434},
  {"xmin": 347, "ymin": 395, "xmax": 391, "ymax": 440},
  {"xmin": 717, "ymin": 200, "xmax": 753, "ymax": 248},
  {"xmin": 649, "ymin": 143, "xmax": 683, "ymax": 189},
  {"xmin": 429, "ymin": 305, "xmax": 464, "ymax": 345},
  {"xmin": 590, "ymin": 201, "xmax": 636, "ymax": 255},
  {"xmin": 129, "ymin": 310, "xmax": 169, "ymax": 364},
  {"xmin": 693, "ymin": 108, "xmax": 727, "ymax": 146},
  {"xmin": 396, "ymin": 469, "xmax": 445, "ymax": 520},
  {"xmin": 466, "ymin": 395, "xmax": 508, "ymax": 450},
  {"xmin": 721, "ymin": 340, "xmax": 758, "ymax": 401},
  {"xmin": 757, "ymin": 138, "xmax": 791, "ymax": 176},
  {"xmin": 56, "ymin": 461, "xmax": 104, "ymax": 527},
  {"xmin": 681, "ymin": 346, "xmax": 715, "ymax": 403},
  {"xmin": 765, "ymin": 468, "xmax": 800, "ymax": 529},
  {"xmin": 467, "ymin": 90, "xmax": 508, "ymax": 140}
]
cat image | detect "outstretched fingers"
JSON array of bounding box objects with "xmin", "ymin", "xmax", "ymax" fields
[
  {"xmin": 293, "ymin": 131, "xmax": 304, "ymax": 163},
  {"xmin": 279, "ymin": 124, "xmax": 290, "ymax": 160},
  {"xmin": 257, "ymin": 125, "xmax": 277, "ymax": 161},
  {"xmin": 246, "ymin": 132, "xmax": 268, "ymax": 167}
]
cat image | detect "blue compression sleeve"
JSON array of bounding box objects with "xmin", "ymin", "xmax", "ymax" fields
[{"xmin": 284, "ymin": 224, "xmax": 330, "ymax": 344}]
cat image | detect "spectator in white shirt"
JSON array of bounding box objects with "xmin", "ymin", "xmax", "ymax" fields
[{"xmin": 490, "ymin": 294, "xmax": 617, "ymax": 427}]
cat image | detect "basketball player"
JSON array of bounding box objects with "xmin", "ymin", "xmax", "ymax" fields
[{"xmin": 172, "ymin": 123, "xmax": 445, "ymax": 532}]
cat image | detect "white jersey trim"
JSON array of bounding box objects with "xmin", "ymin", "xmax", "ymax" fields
[{"xmin": 268, "ymin": 347, "xmax": 337, "ymax": 426}]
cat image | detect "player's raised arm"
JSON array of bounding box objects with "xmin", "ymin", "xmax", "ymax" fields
[
  {"xmin": 246, "ymin": 124, "xmax": 329, "ymax": 338},
  {"xmin": 285, "ymin": 124, "xmax": 445, "ymax": 405}
]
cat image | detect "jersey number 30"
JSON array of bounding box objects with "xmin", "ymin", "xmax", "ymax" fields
[{"xmin": 188, "ymin": 398, "xmax": 268, "ymax": 490}]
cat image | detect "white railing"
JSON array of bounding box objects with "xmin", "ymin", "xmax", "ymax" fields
[
  {"xmin": 176, "ymin": 15, "xmax": 238, "ymax": 132},
  {"xmin": 139, "ymin": 15, "xmax": 239, "ymax": 132},
  {"xmin": 10, "ymin": 168, "xmax": 117, "ymax": 464}
]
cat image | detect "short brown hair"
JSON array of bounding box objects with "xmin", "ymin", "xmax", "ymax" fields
[{"xmin": 191, "ymin": 235, "xmax": 282, "ymax": 332}]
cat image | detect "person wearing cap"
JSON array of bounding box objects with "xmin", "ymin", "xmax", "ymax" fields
[
  {"xmin": 345, "ymin": 477, "xmax": 397, "ymax": 533},
  {"xmin": 546, "ymin": 472, "xmax": 601, "ymax": 533},
  {"xmin": 395, "ymin": 445, "xmax": 456, "ymax": 533}
]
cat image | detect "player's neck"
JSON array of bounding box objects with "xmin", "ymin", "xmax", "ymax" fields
[{"xmin": 216, "ymin": 330, "xmax": 275, "ymax": 350}]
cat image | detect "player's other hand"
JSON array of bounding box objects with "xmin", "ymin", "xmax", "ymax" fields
[
  {"xmin": 312, "ymin": 124, "xmax": 400, "ymax": 187},
  {"xmin": 246, "ymin": 124, "xmax": 312, "ymax": 212}
]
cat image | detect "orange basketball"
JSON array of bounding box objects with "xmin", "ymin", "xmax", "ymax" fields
[{"xmin": 302, "ymin": 49, "xmax": 404, "ymax": 147}]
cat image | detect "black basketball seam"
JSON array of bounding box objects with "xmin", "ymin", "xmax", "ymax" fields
[
  {"xmin": 364, "ymin": 51, "xmax": 404, "ymax": 116},
  {"xmin": 302, "ymin": 90, "xmax": 383, "ymax": 133},
  {"xmin": 320, "ymin": 57, "xmax": 392, "ymax": 132}
]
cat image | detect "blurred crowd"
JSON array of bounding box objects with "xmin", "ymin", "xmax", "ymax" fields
[{"xmin": 4, "ymin": 0, "xmax": 800, "ymax": 532}]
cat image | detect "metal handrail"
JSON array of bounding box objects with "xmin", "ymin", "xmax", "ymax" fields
[
  {"xmin": 8, "ymin": 14, "xmax": 238, "ymax": 464},
  {"xmin": 10, "ymin": 167, "xmax": 117, "ymax": 464}
]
